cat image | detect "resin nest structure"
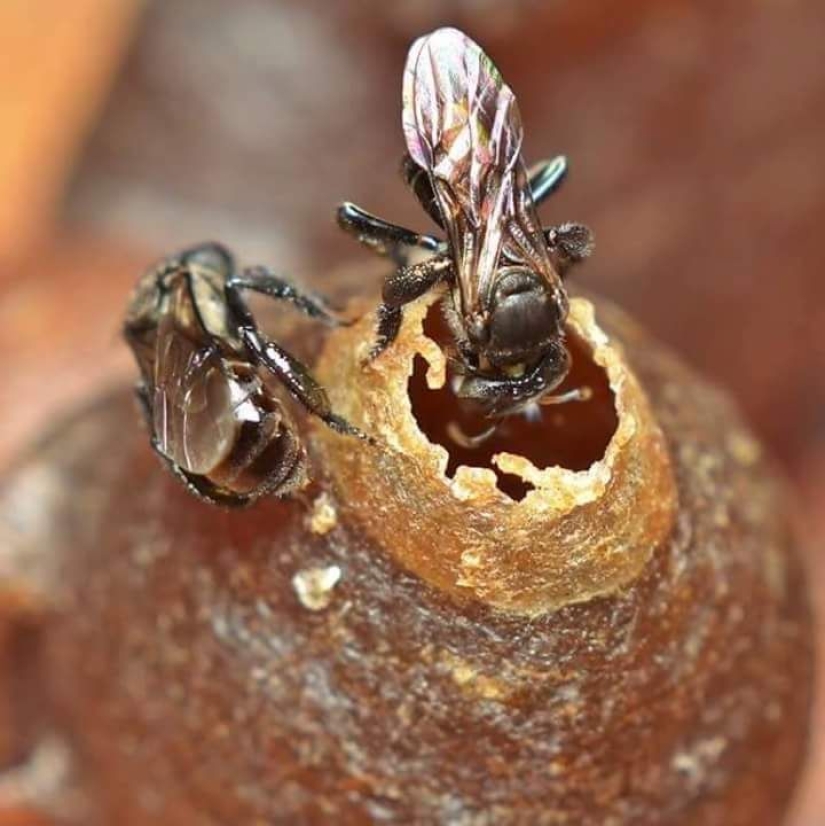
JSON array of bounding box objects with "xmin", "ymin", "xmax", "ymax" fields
[
  {"xmin": 0, "ymin": 284, "xmax": 814, "ymax": 826},
  {"xmin": 315, "ymin": 293, "xmax": 675, "ymax": 614}
]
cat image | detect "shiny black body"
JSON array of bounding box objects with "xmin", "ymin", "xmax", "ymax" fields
[
  {"xmin": 338, "ymin": 28, "xmax": 594, "ymax": 420},
  {"xmin": 123, "ymin": 243, "xmax": 362, "ymax": 506},
  {"xmin": 338, "ymin": 155, "xmax": 594, "ymax": 417}
]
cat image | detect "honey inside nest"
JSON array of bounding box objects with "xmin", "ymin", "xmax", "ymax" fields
[{"xmin": 408, "ymin": 307, "xmax": 619, "ymax": 500}]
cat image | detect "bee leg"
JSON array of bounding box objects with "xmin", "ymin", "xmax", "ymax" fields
[
  {"xmin": 337, "ymin": 201, "xmax": 441, "ymax": 266},
  {"xmin": 440, "ymin": 296, "xmax": 475, "ymax": 366},
  {"xmin": 543, "ymin": 223, "xmax": 595, "ymax": 278},
  {"xmin": 372, "ymin": 304, "xmax": 403, "ymax": 361},
  {"xmin": 401, "ymin": 153, "xmax": 446, "ymax": 231},
  {"xmin": 230, "ymin": 315, "xmax": 368, "ymax": 441},
  {"xmin": 369, "ymin": 255, "xmax": 453, "ymax": 361},
  {"xmin": 226, "ymin": 267, "xmax": 351, "ymax": 326},
  {"xmin": 223, "ymin": 273, "xmax": 369, "ymax": 440},
  {"xmin": 528, "ymin": 155, "xmax": 568, "ymax": 207}
]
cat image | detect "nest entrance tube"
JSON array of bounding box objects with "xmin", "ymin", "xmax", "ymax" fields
[
  {"xmin": 314, "ymin": 291, "xmax": 677, "ymax": 615},
  {"xmin": 409, "ymin": 309, "xmax": 619, "ymax": 501}
]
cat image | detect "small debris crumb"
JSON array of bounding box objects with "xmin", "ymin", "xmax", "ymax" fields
[
  {"xmin": 672, "ymin": 736, "xmax": 727, "ymax": 783},
  {"xmin": 727, "ymin": 430, "xmax": 761, "ymax": 466},
  {"xmin": 308, "ymin": 492, "xmax": 338, "ymax": 535},
  {"xmin": 441, "ymin": 651, "xmax": 508, "ymax": 701},
  {"xmin": 460, "ymin": 549, "xmax": 482, "ymax": 569},
  {"xmin": 0, "ymin": 734, "xmax": 73, "ymax": 810},
  {"xmin": 292, "ymin": 565, "xmax": 342, "ymax": 611}
]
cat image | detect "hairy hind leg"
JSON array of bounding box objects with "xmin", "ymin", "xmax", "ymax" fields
[
  {"xmin": 225, "ymin": 271, "xmax": 368, "ymax": 440},
  {"xmin": 543, "ymin": 223, "xmax": 595, "ymax": 278},
  {"xmin": 368, "ymin": 255, "xmax": 453, "ymax": 362}
]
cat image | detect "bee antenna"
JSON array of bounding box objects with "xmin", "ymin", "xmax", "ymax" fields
[
  {"xmin": 446, "ymin": 421, "xmax": 498, "ymax": 449},
  {"xmin": 540, "ymin": 386, "xmax": 593, "ymax": 406}
]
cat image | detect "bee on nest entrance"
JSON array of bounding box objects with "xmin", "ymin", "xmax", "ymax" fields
[{"xmin": 408, "ymin": 304, "xmax": 619, "ymax": 501}]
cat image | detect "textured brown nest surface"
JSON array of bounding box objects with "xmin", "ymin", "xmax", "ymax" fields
[
  {"xmin": 315, "ymin": 292, "xmax": 675, "ymax": 614},
  {"xmin": 0, "ymin": 287, "xmax": 810, "ymax": 824}
]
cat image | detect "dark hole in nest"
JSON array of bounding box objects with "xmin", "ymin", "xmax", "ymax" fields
[{"xmin": 408, "ymin": 305, "xmax": 619, "ymax": 501}]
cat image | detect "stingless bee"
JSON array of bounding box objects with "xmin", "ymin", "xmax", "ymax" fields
[
  {"xmin": 124, "ymin": 26, "xmax": 595, "ymax": 505},
  {"xmin": 338, "ymin": 27, "xmax": 594, "ymax": 444},
  {"xmin": 123, "ymin": 242, "xmax": 364, "ymax": 506}
]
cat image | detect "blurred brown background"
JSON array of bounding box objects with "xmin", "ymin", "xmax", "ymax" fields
[{"xmin": 1, "ymin": 1, "xmax": 823, "ymax": 823}]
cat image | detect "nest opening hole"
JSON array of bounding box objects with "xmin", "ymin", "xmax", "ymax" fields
[{"xmin": 408, "ymin": 306, "xmax": 619, "ymax": 501}]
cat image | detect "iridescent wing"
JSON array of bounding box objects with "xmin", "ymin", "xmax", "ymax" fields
[
  {"xmin": 402, "ymin": 28, "xmax": 562, "ymax": 322},
  {"xmin": 152, "ymin": 275, "xmax": 242, "ymax": 477}
]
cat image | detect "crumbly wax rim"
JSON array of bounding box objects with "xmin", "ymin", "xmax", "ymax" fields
[{"xmin": 386, "ymin": 295, "xmax": 630, "ymax": 510}]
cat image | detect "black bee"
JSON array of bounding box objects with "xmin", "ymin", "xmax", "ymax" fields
[
  {"xmin": 338, "ymin": 27, "xmax": 594, "ymax": 443},
  {"xmin": 123, "ymin": 242, "xmax": 363, "ymax": 506}
]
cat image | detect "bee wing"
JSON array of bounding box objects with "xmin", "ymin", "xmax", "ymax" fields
[
  {"xmin": 402, "ymin": 28, "xmax": 560, "ymax": 318},
  {"xmin": 152, "ymin": 277, "xmax": 240, "ymax": 476},
  {"xmin": 499, "ymin": 166, "xmax": 568, "ymax": 317}
]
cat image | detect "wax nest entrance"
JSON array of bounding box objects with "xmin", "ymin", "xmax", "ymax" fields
[
  {"xmin": 0, "ymin": 281, "xmax": 812, "ymax": 826},
  {"xmin": 411, "ymin": 305, "xmax": 619, "ymax": 500},
  {"xmin": 313, "ymin": 291, "xmax": 676, "ymax": 615}
]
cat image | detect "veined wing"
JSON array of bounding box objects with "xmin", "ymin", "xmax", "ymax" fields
[
  {"xmin": 152, "ymin": 277, "xmax": 242, "ymax": 476},
  {"xmin": 402, "ymin": 28, "xmax": 560, "ymax": 319}
]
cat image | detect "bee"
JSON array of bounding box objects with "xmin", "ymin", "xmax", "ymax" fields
[
  {"xmin": 123, "ymin": 242, "xmax": 364, "ymax": 506},
  {"xmin": 338, "ymin": 27, "xmax": 594, "ymax": 444}
]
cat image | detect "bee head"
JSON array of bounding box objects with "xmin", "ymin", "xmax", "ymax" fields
[{"xmin": 481, "ymin": 267, "xmax": 567, "ymax": 368}]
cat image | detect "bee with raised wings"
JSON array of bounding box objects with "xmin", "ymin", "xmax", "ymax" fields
[
  {"xmin": 123, "ymin": 243, "xmax": 364, "ymax": 506},
  {"xmin": 338, "ymin": 27, "xmax": 594, "ymax": 444}
]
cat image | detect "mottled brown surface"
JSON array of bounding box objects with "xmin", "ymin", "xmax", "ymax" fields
[
  {"xmin": 314, "ymin": 293, "xmax": 676, "ymax": 614},
  {"xmin": 0, "ymin": 292, "xmax": 812, "ymax": 824},
  {"xmin": 1, "ymin": 0, "xmax": 824, "ymax": 822}
]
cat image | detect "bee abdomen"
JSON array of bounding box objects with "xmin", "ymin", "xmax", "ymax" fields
[{"xmin": 208, "ymin": 407, "xmax": 307, "ymax": 501}]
